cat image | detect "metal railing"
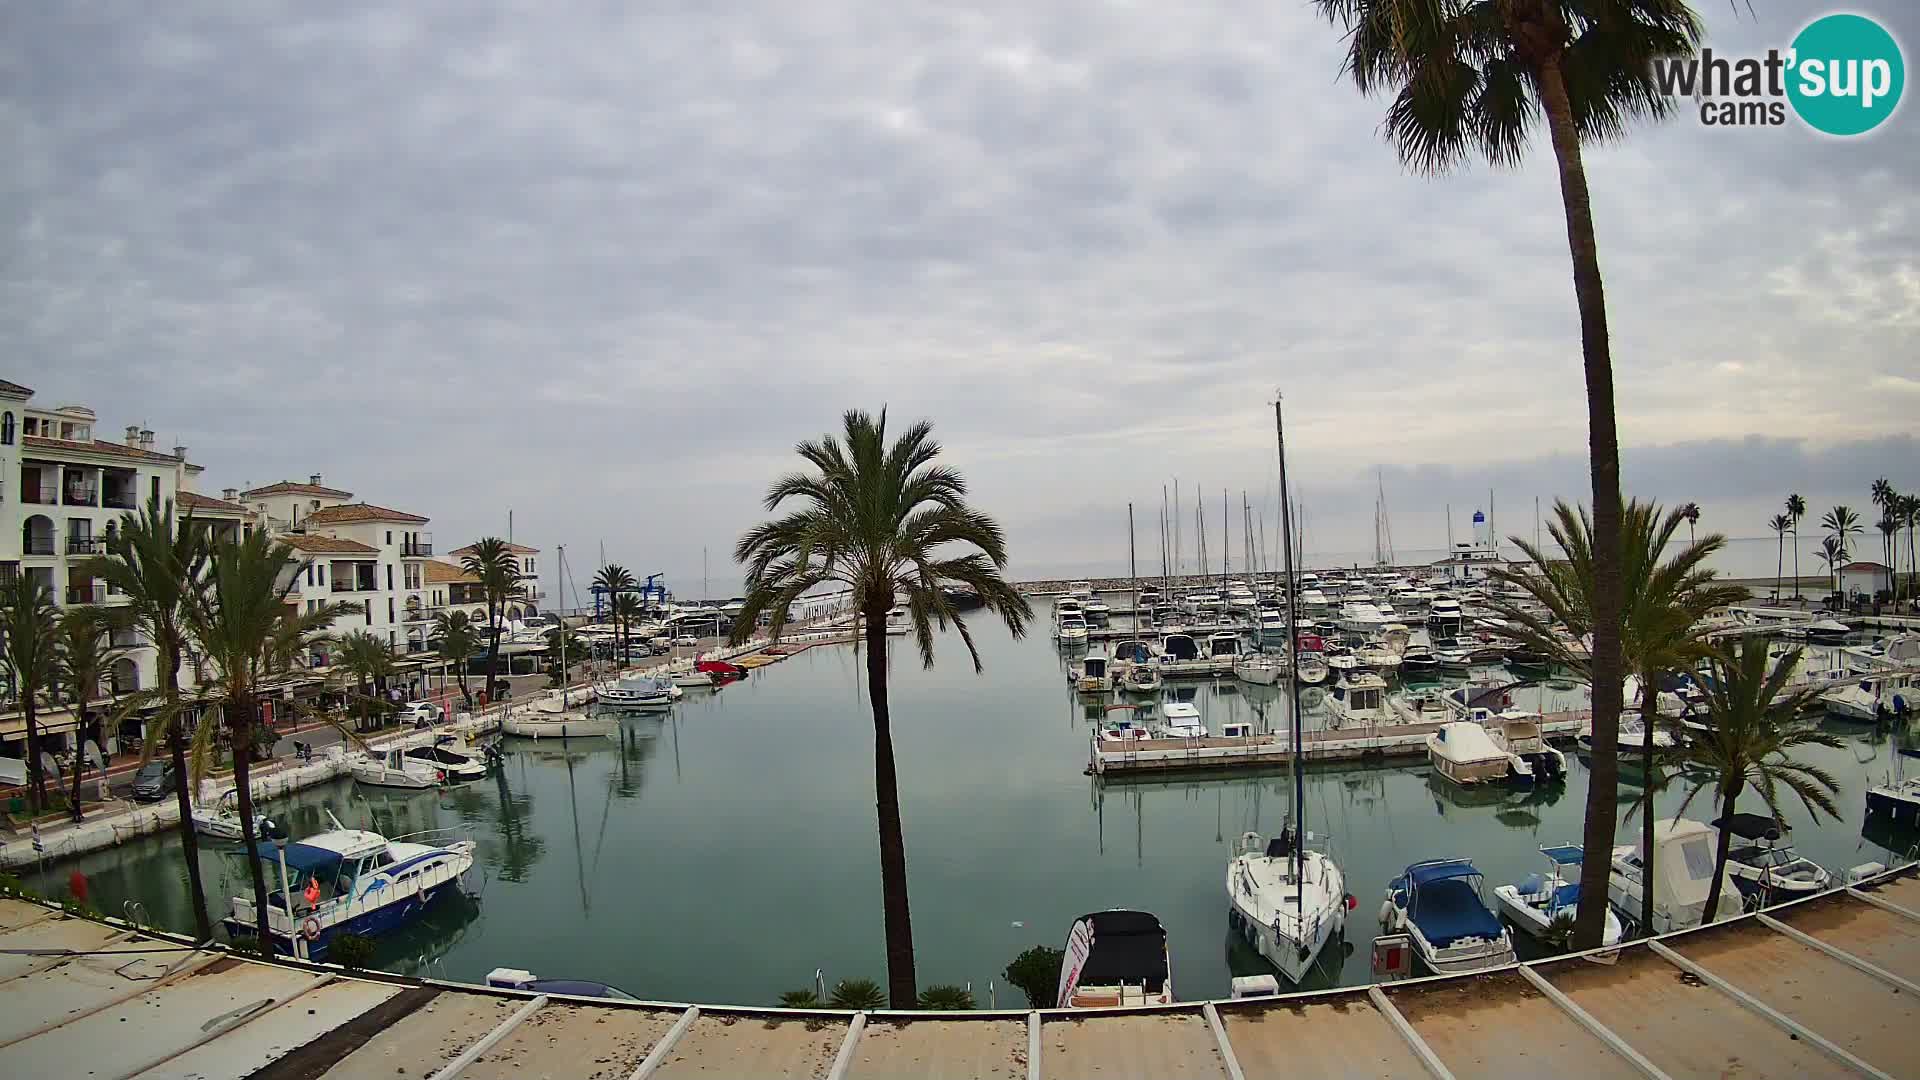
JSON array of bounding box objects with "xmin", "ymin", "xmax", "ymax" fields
[
  {"xmin": 65, "ymin": 536, "xmax": 102, "ymax": 555},
  {"xmin": 23, "ymin": 537, "xmax": 56, "ymax": 556},
  {"xmin": 402, "ymin": 540, "xmax": 434, "ymax": 557},
  {"xmin": 67, "ymin": 583, "xmax": 106, "ymax": 605},
  {"xmin": 20, "ymin": 490, "xmax": 57, "ymax": 505},
  {"xmin": 102, "ymin": 491, "xmax": 137, "ymax": 509},
  {"xmin": 331, "ymin": 580, "xmax": 378, "ymax": 593},
  {"xmin": 64, "ymin": 489, "xmax": 100, "ymax": 507}
]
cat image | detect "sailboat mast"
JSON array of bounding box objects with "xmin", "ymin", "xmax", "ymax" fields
[
  {"xmin": 1174, "ymin": 479, "xmax": 1182, "ymax": 579},
  {"xmin": 1222, "ymin": 488, "xmax": 1230, "ymax": 586},
  {"xmin": 1128, "ymin": 503, "xmax": 1137, "ymax": 585},
  {"xmin": 1275, "ymin": 396, "xmax": 1305, "ymax": 902},
  {"xmin": 557, "ymin": 544, "xmax": 568, "ymax": 708}
]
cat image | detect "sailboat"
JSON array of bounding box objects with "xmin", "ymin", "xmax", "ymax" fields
[{"xmin": 1226, "ymin": 395, "xmax": 1352, "ymax": 985}]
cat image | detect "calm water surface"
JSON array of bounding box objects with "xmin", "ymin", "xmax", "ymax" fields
[{"xmin": 31, "ymin": 616, "xmax": 1919, "ymax": 1005}]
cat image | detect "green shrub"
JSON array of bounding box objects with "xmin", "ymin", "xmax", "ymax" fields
[
  {"xmin": 1003, "ymin": 946, "xmax": 1064, "ymax": 1008},
  {"xmin": 827, "ymin": 977, "xmax": 886, "ymax": 1010},
  {"xmin": 327, "ymin": 932, "xmax": 377, "ymax": 969},
  {"xmin": 916, "ymin": 984, "xmax": 975, "ymax": 1010},
  {"xmin": 778, "ymin": 989, "xmax": 821, "ymax": 1008}
]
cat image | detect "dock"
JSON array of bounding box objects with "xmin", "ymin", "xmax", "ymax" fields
[
  {"xmin": 1090, "ymin": 713, "xmax": 1588, "ymax": 776},
  {"xmin": 2, "ymin": 865, "xmax": 1919, "ymax": 1077}
]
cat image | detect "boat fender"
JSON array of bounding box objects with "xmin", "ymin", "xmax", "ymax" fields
[
  {"xmin": 1378, "ymin": 900, "xmax": 1396, "ymax": 928},
  {"xmin": 301, "ymin": 916, "xmax": 322, "ymax": 941},
  {"xmin": 1503, "ymin": 693, "xmax": 1513, "ymax": 707}
]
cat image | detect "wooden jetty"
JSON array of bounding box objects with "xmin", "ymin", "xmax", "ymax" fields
[
  {"xmin": 1090, "ymin": 712, "xmax": 1588, "ymax": 776},
  {"xmin": 3, "ymin": 866, "xmax": 1919, "ymax": 1078}
]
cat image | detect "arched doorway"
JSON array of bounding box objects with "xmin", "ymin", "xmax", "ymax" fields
[{"xmin": 22, "ymin": 514, "xmax": 54, "ymax": 556}]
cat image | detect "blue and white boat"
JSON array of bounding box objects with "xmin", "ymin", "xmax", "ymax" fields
[
  {"xmin": 594, "ymin": 672, "xmax": 680, "ymax": 710},
  {"xmin": 1493, "ymin": 844, "xmax": 1623, "ymax": 946},
  {"xmin": 224, "ymin": 817, "xmax": 475, "ymax": 960},
  {"xmin": 1379, "ymin": 859, "xmax": 1516, "ymax": 975}
]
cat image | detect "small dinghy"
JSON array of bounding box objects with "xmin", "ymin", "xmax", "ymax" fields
[{"xmin": 1493, "ymin": 844, "xmax": 1623, "ymax": 947}]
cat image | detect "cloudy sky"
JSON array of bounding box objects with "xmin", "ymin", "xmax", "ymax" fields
[{"xmin": 7, "ymin": 2, "xmax": 1915, "ymax": 592}]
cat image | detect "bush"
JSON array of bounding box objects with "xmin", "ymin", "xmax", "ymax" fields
[
  {"xmin": 328, "ymin": 932, "xmax": 377, "ymax": 969},
  {"xmin": 827, "ymin": 977, "xmax": 886, "ymax": 1010},
  {"xmin": 778, "ymin": 989, "xmax": 821, "ymax": 1008},
  {"xmin": 916, "ymin": 984, "xmax": 975, "ymax": 1010},
  {"xmin": 1003, "ymin": 946, "xmax": 1064, "ymax": 1009}
]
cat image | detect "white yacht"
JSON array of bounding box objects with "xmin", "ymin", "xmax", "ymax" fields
[
  {"xmin": 1235, "ymin": 652, "xmax": 1285, "ymax": 687},
  {"xmin": 1055, "ymin": 612, "xmax": 1090, "ymax": 645},
  {"xmin": 1066, "ymin": 580, "xmax": 1095, "ymax": 600},
  {"xmin": 1255, "ymin": 608, "xmax": 1289, "ymax": 647},
  {"xmin": 595, "ymin": 672, "xmax": 680, "ymax": 709},
  {"xmin": 1712, "ymin": 813, "xmax": 1833, "ymax": 903},
  {"xmin": 402, "ymin": 742, "xmax": 489, "ymax": 782},
  {"xmin": 1822, "ymin": 670, "xmax": 1917, "ymax": 721},
  {"xmin": 1327, "ymin": 671, "xmax": 1391, "ymax": 729},
  {"xmin": 1608, "ymin": 818, "xmax": 1744, "ymax": 934},
  {"xmin": 1227, "ymin": 830, "xmax": 1349, "ymax": 985},
  {"xmin": 1426, "ymin": 596, "xmax": 1465, "ymax": 637},
  {"xmin": 1120, "ymin": 658, "xmax": 1163, "ymax": 695},
  {"xmin": 191, "ymin": 790, "xmax": 246, "ymax": 841},
  {"xmin": 1379, "ymin": 859, "xmax": 1516, "ymax": 975},
  {"xmin": 1155, "ymin": 701, "xmax": 1207, "ymax": 739},
  {"xmin": 1486, "ymin": 712, "xmax": 1566, "ymax": 784},
  {"xmin": 1388, "ymin": 687, "xmax": 1452, "ymax": 726},
  {"xmin": 1083, "ymin": 595, "xmax": 1112, "ymax": 620},
  {"xmin": 225, "ymin": 814, "xmax": 475, "ymax": 960},
  {"xmin": 1072, "ymin": 651, "xmax": 1114, "ymax": 694},
  {"xmin": 1205, "ymin": 632, "xmax": 1243, "ymax": 661},
  {"xmin": 1336, "ymin": 594, "xmax": 1388, "ymax": 634},
  {"xmin": 1494, "ymin": 845, "xmax": 1623, "ymax": 947},
  {"xmin": 350, "ymin": 746, "xmax": 470, "ymax": 790},
  {"xmin": 1426, "ymin": 722, "xmax": 1514, "ymax": 786},
  {"xmin": 1056, "ymin": 910, "xmax": 1174, "ymax": 1008}
]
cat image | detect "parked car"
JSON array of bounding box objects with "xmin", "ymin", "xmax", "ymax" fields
[
  {"xmin": 130, "ymin": 760, "xmax": 178, "ymax": 802},
  {"xmin": 402, "ymin": 701, "xmax": 444, "ymax": 727},
  {"xmin": 674, "ymin": 635, "xmax": 699, "ymax": 647}
]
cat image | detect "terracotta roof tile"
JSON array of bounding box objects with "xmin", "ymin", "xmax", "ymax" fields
[
  {"xmin": 278, "ymin": 535, "xmax": 379, "ymax": 554},
  {"xmin": 300, "ymin": 502, "xmax": 429, "ymax": 525},
  {"xmin": 178, "ymin": 490, "xmax": 250, "ymax": 515},
  {"xmin": 22, "ymin": 435, "xmax": 185, "ymax": 464},
  {"xmin": 0, "ymin": 379, "xmax": 32, "ymax": 397},
  {"xmin": 239, "ymin": 480, "xmax": 355, "ymax": 499},
  {"xmin": 450, "ymin": 541, "xmax": 539, "ymax": 555},
  {"xmin": 424, "ymin": 561, "xmax": 477, "ymax": 584}
]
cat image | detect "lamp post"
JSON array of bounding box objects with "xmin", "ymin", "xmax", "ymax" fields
[{"xmin": 263, "ymin": 816, "xmax": 303, "ymax": 961}]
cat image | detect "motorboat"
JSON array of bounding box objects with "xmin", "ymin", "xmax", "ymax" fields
[
  {"xmin": 1379, "ymin": 859, "xmax": 1516, "ymax": 975},
  {"xmin": 1205, "ymin": 632, "xmax": 1243, "ymax": 660},
  {"xmin": 1486, "ymin": 712, "xmax": 1566, "ymax": 784},
  {"xmin": 531, "ymin": 687, "xmax": 597, "ymax": 712},
  {"xmin": 1055, "ymin": 910, "xmax": 1174, "ymax": 1008},
  {"xmin": 1336, "ymin": 596, "xmax": 1389, "ymax": 635},
  {"xmin": 1493, "ymin": 845, "xmax": 1623, "ymax": 947},
  {"xmin": 1053, "ymin": 596, "xmax": 1084, "ymax": 618},
  {"xmin": 1066, "ymin": 580, "xmax": 1095, "ymax": 600},
  {"xmin": 1084, "ymin": 595, "xmax": 1112, "ymax": 621},
  {"xmin": 1503, "ymin": 646, "xmax": 1553, "ymax": 677},
  {"xmin": 403, "ymin": 741, "xmax": 490, "ymax": 782},
  {"xmin": 595, "ymin": 672, "xmax": 679, "ymax": 710},
  {"xmin": 192, "ymin": 789, "xmax": 246, "ymax": 842},
  {"xmin": 1327, "ymin": 671, "xmax": 1391, "ymax": 729},
  {"xmin": 1154, "ymin": 702, "xmax": 1207, "ymax": 739},
  {"xmin": 350, "ymin": 746, "xmax": 468, "ymax": 790},
  {"xmin": 1120, "ymin": 660, "xmax": 1163, "ymax": 695},
  {"xmin": 1778, "ymin": 618, "xmax": 1851, "ymax": 645},
  {"xmin": 501, "ymin": 710, "xmax": 618, "ymax": 739},
  {"xmin": 1099, "ymin": 709, "xmax": 1154, "ymax": 744},
  {"xmin": 1388, "ymin": 688, "xmax": 1451, "ymax": 726},
  {"xmin": 1055, "ymin": 612, "xmax": 1090, "ymax": 645},
  {"xmin": 1577, "ymin": 715, "xmax": 1677, "ymax": 754},
  {"xmin": 224, "ymin": 815, "xmax": 475, "ymax": 960},
  {"xmin": 1607, "ymin": 818, "xmax": 1744, "ymax": 934},
  {"xmin": 1397, "ymin": 645, "xmax": 1441, "ymax": 678},
  {"xmin": 1711, "ymin": 813, "xmax": 1833, "ymax": 903},
  {"xmin": 1234, "ymin": 652, "xmax": 1285, "ymax": 687},
  {"xmin": 1867, "ymin": 747, "xmax": 1920, "ymax": 824},
  {"xmin": 1227, "ymin": 829, "xmax": 1351, "ymax": 985},
  {"xmin": 1072, "ymin": 652, "xmax": 1115, "ymax": 694},
  {"xmin": 1426, "ymin": 596, "xmax": 1465, "ymax": 638},
  {"xmin": 1159, "ymin": 633, "xmax": 1200, "ymax": 662},
  {"xmin": 1426, "ymin": 722, "xmax": 1515, "ymax": 786},
  {"xmin": 1822, "ymin": 671, "xmax": 1917, "ymax": 722},
  {"xmin": 1255, "ymin": 608, "xmax": 1290, "ymax": 647},
  {"xmin": 486, "ymin": 967, "xmax": 638, "ymax": 1000}
]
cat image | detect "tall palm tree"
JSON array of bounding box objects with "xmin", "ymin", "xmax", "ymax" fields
[
  {"xmin": 85, "ymin": 497, "xmax": 213, "ymax": 939},
  {"xmin": 0, "ymin": 575, "xmax": 59, "ymax": 811},
  {"xmin": 1488, "ymin": 500, "xmax": 1744, "ymax": 936},
  {"xmin": 731, "ymin": 409, "xmax": 1031, "ymax": 1006},
  {"xmin": 187, "ymin": 532, "xmax": 347, "ymax": 948},
  {"xmin": 1679, "ymin": 503, "xmax": 1700, "ymax": 545},
  {"xmin": 334, "ymin": 630, "xmax": 395, "ymax": 732},
  {"xmin": 1877, "ymin": 513, "xmax": 1901, "ymax": 599},
  {"xmin": 1822, "ymin": 506, "xmax": 1862, "ymax": 597},
  {"xmin": 1870, "ymin": 478, "xmax": 1895, "ymax": 578},
  {"xmin": 593, "ymin": 564, "xmax": 636, "ymax": 662},
  {"xmin": 432, "ymin": 610, "xmax": 480, "ymax": 707},
  {"xmin": 1310, "ymin": 0, "xmax": 1702, "ymax": 949},
  {"xmin": 1672, "ymin": 637, "xmax": 1840, "ymax": 920},
  {"xmin": 610, "ymin": 593, "xmax": 646, "ymax": 667},
  {"xmin": 1786, "ymin": 494, "xmax": 1807, "ymax": 599},
  {"xmin": 1767, "ymin": 513, "xmax": 1792, "ymax": 604},
  {"xmin": 1816, "ymin": 536, "xmax": 1845, "ymax": 598},
  {"xmin": 1900, "ymin": 494, "xmax": 1920, "ymax": 602},
  {"xmin": 51, "ymin": 607, "xmax": 124, "ymax": 822},
  {"xmin": 460, "ymin": 539, "xmax": 522, "ymax": 703}
]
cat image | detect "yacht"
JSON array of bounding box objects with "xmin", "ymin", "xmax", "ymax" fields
[
  {"xmin": 1486, "ymin": 712, "xmax": 1566, "ymax": 784},
  {"xmin": 1778, "ymin": 617, "xmax": 1851, "ymax": 645},
  {"xmin": 1388, "ymin": 687, "xmax": 1452, "ymax": 726},
  {"xmin": 1120, "ymin": 660, "xmax": 1163, "ymax": 695},
  {"xmin": 1066, "ymin": 580, "xmax": 1095, "ymax": 600},
  {"xmin": 1227, "ymin": 829, "xmax": 1350, "ymax": 985},
  {"xmin": 1235, "ymin": 652, "xmax": 1285, "ymax": 687},
  {"xmin": 1155, "ymin": 701, "xmax": 1208, "ymax": 739},
  {"xmin": 1822, "ymin": 671, "xmax": 1918, "ymax": 721},
  {"xmin": 1053, "ymin": 596, "xmax": 1085, "ymax": 619},
  {"xmin": 501, "ymin": 711, "xmax": 618, "ymax": 739},
  {"xmin": 1298, "ymin": 589, "xmax": 1332, "ymax": 618},
  {"xmin": 1493, "ymin": 845, "xmax": 1623, "ymax": 947},
  {"xmin": 350, "ymin": 746, "xmax": 471, "ymax": 790},
  {"xmin": 1327, "ymin": 671, "xmax": 1391, "ymax": 729},
  {"xmin": 1711, "ymin": 814, "xmax": 1833, "ymax": 903},
  {"xmin": 1576, "ymin": 715, "xmax": 1677, "ymax": 754},
  {"xmin": 1056, "ymin": 910, "xmax": 1174, "ymax": 1007},
  {"xmin": 1083, "ymin": 594, "xmax": 1112, "ymax": 621},
  {"xmin": 1336, "ymin": 596, "xmax": 1389, "ymax": 635},
  {"xmin": 402, "ymin": 742, "xmax": 490, "ymax": 782},
  {"xmin": 224, "ymin": 815, "xmax": 475, "ymax": 960},
  {"xmin": 1608, "ymin": 819, "xmax": 1745, "ymax": 933},
  {"xmin": 1426, "ymin": 596, "xmax": 1465, "ymax": 637},
  {"xmin": 1159, "ymin": 633, "xmax": 1200, "ymax": 662},
  {"xmin": 1426, "ymin": 722, "xmax": 1515, "ymax": 786},
  {"xmin": 1397, "ymin": 644, "xmax": 1440, "ymax": 677},
  {"xmin": 192, "ymin": 790, "xmax": 246, "ymax": 841},
  {"xmin": 595, "ymin": 672, "xmax": 680, "ymax": 710},
  {"xmin": 1205, "ymin": 632, "xmax": 1243, "ymax": 661},
  {"xmin": 1379, "ymin": 859, "xmax": 1516, "ymax": 975},
  {"xmin": 1072, "ymin": 651, "xmax": 1114, "ymax": 694},
  {"xmin": 1255, "ymin": 608, "xmax": 1290, "ymax": 647},
  {"xmin": 1055, "ymin": 612, "xmax": 1091, "ymax": 645}
]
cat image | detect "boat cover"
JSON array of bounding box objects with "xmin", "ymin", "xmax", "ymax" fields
[
  {"xmin": 253, "ymin": 842, "xmax": 345, "ymax": 879},
  {"xmin": 1712, "ymin": 813, "xmax": 1784, "ymax": 841},
  {"xmin": 1076, "ymin": 910, "xmax": 1169, "ymax": 992},
  {"xmin": 1410, "ymin": 878, "xmax": 1504, "ymax": 948},
  {"xmin": 1540, "ymin": 844, "xmax": 1584, "ymax": 865}
]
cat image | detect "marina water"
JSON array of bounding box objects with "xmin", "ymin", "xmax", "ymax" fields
[{"xmin": 29, "ymin": 616, "xmax": 1916, "ymax": 1004}]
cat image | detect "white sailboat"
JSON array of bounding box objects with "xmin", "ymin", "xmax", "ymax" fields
[{"xmin": 1225, "ymin": 395, "xmax": 1350, "ymax": 986}]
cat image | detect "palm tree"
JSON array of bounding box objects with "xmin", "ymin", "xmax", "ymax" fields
[
  {"xmin": 51, "ymin": 607, "xmax": 124, "ymax": 822},
  {"xmin": 432, "ymin": 610, "xmax": 480, "ymax": 707},
  {"xmin": 1310, "ymin": 0, "xmax": 1702, "ymax": 950},
  {"xmin": 334, "ymin": 630, "xmax": 396, "ymax": 732},
  {"xmin": 187, "ymin": 531, "xmax": 347, "ymax": 947},
  {"xmin": 1877, "ymin": 513, "xmax": 1901, "ymax": 599},
  {"xmin": 1767, "ymin": 513, "xmax": 1792, "ymax": 603},
  {"xmin": 1871, "ymin": 478, "xmax": 1895, "ymax": 580},
  {"xmin": 1677, "ymin": 503, "xmax": 1699, "ymax": 544},
  {"xmin": 1672, "ymin": 637, "xmax": 1841, "ymax": 920},
  {"xmin": 1488, "ymin": 500, "xmax": 1744, "ymax": 936},
  {"xmin": 85, "ymin": 497, "xmax": 213, "ymax": 939},
  {"xmin": 0, "ymin": 575, "xmax": 60, "ymax": 811},
  {"xmin": 593, "ymin": 564, "xmax": 636, "ymax": 662},
  {"xmin": 460, "ymin": 539, "xmax": 522, "ymax": 703},
  {"xmin": 1901, "ymin": 493, "xmax": 1920, "ymax": 602},
  {"xmin": 1822, "ymin": 506, "xmax": 1862, "ymax": 597},
  {"xmin": 1786, "ymin": 494, "xmax": 1807, "ymax": 599},
  {"xmin": 1816, "ymin": 536, "xmax": 1845, "ymax": 598},
  {"xmin": 732, "ymin": 409, "xmax": 1031, "ymax": 1006},
  {"xmin": 610, "ymin": 593, "xmax": 646, "ymax": 667}
]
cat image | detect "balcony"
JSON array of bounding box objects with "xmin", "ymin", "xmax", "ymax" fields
[
  {"xmin": 402, "ymin": 539, "xmax": 434, "ymax": 557},
  {"xmin": 330, "ymin": 580, "xmax": 378, "ymax": 593},
  {"xmin": 66, "ymin": 536, "xmax": 102, "ymax": 556},
  {"xmin": 21, "ymin": 489, "xmax": 57, "ymax": 506},
  {"xmin": 23, "ymin": 535, "xmax": 55, "ymax": 557},
  {"xmin": 67, "ymin": 583, "xmax": 106, "ymax": 605},
  {"xmin": 63, "ymin": 486, "xmax": 99, "ymax": 507},
  {"xmin": 103, "ymin": 490, "xmax": 137, "ymax": 510}
]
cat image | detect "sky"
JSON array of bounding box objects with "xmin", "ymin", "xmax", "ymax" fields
[{"xmin": 6, "ymin": 2, "xmax": 1916, "ymax": 595}]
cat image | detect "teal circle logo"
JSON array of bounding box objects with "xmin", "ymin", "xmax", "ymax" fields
[{"xmin": 1787, "ymin": 13, "xmax": 1904, "ymax": 136}]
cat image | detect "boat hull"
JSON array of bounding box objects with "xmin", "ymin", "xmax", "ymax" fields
[{"xmin": 502, "ymin": 716, "xmax": 618, "ymax": 739}]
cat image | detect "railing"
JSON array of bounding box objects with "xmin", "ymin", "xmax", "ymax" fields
[
  {"xmin": 67, "ymin": 583, "xmax": 106, "ymax": 605},
  {"xmin": 65, "ymin": 536, "xmax": 101, "ymax": 555},
  {"xmin": 63, "ymin": 488, "xmax": 99, "ymax": 507},
  {"xmin": 23, "ymin": 537, "xmax": 55, "ymax": 556},
  {"xmin": 102, "ymin": 491, "xmax": 137, "ymax": 509},
  {"xmin": 20, "ymin": 488, "xmax": 57, "ymax": 505},
  {"xmin": 402, "ymin": 540, "xmax": 433, "ymax": 557},
  {"xmin": 331, "ymin": 580, "xmax": 377, "ymax": 593}
]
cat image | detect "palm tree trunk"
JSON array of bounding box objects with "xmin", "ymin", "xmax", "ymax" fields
[
  {"xmin": 162, "ymin": 642, "xmax": 213, "ymax": 941},
  {"xmin": 1703, "ymin": 782, "xmax": 1738, "ymax": 924},
  {"xmin": 1775, "ymin": 533, "xmax": 1784, "ymax": 603},
  {"xmin": 1792, "ymin": 526, "xmax": 1801, "ymax": 599},
  {"xmin": 1537, "ymin": 56, "xmax": 1627, "ymax": 953},
  {"xmin": 230, "ymin": 692, "xmax": 274, "ymax": 948},
  {"xmin": 864, "ymin": 596, "xmax": 917, "ymax": 1008},
  {"xmin": 1638, "ymin": 681, "xmax": 1658, "ymax": 936},
  {"xmin": 486, "ymin": 599, "xmax": 502, "ymax": 704},
  {"xmin": 68, "ymin": 706, "xmax": 89, "ymax": 823},
  {"xmin": 23, "ymin": 697, "xmax": 44, "ymax": 812}
]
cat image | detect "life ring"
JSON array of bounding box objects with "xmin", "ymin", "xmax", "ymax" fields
[{"xmin": 300, "ymin": 917, "xmax": 322, "ymax": 941}]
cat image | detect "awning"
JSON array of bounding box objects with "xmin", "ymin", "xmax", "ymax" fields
[
  {"xmin": 1539, "ymin": 844, "xmax": 1584, "ymax": 865},
  {"xmin": 1407, "ymin": 859, "xmax": 1483, "ymax": 886},
  {"xmin": 1712, "ymin": 813, "xmax": 1785, "ymax": 841},
  {"xmin": 254, "ymin": 842, "xmax": 345, "ymax": 880}
]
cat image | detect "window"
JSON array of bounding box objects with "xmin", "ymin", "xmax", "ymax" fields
[
  {"xmin": 386, "ymin": 564, "xmax": 393, "ymax": 590},
  {"xmin": 306, "ymin": 565, "xmax": 314, "ymax": 586},
  {"xmin": 0, "ymin": 411, "xmax": 11, "ymax": 445},
  {"xmin": 386, "ymin": 531, "xmax": 393, "ymax": 545},
  {"xmin": 319, "ymin": 564, "xmax": 326, "ymax": 585},
  {"xmin": 387, "ymin": 598, "xmax": 395, "ymax": 623},
  {"xmin": 150, "ymin": 476, "xmax": 159, "ymax": 503}
]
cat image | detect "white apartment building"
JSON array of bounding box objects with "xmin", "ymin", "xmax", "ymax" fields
[{"xmin": 259, "ymin": 495, "xmax": 436, "ymax": 659}]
